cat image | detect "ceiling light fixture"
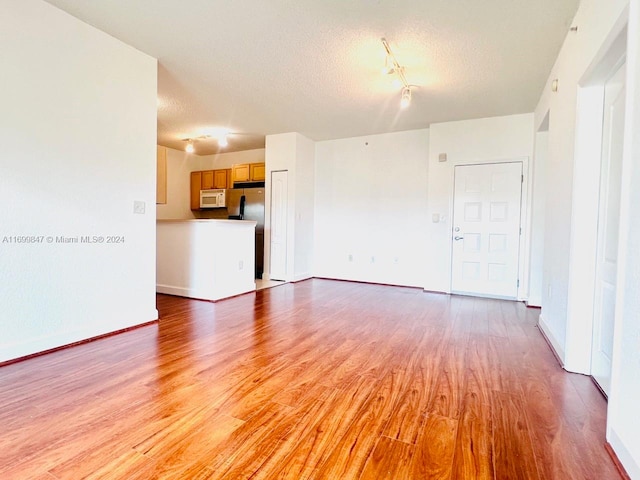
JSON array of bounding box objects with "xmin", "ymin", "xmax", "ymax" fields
[
  {"xmin": 381, "ymin": 38, "xmax": 413, "ymax": 109},
  {"xmin": 182, "ymin": 130, "xmax": 231, "ymax": 153}
]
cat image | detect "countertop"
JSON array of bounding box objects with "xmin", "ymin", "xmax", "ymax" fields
[{"xmin": 157, "ymin": 219, "xmax": 257, "ymax": 226}]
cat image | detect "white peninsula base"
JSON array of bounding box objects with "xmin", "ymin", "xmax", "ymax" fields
[{"xmin": 157, "ymin": 219, "xmax": 256, "ymax": 301}]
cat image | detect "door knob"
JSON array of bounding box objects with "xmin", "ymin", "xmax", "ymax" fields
[{"xmin": 454, "ymin": 236, "xmax": 464, "ymax": 241}]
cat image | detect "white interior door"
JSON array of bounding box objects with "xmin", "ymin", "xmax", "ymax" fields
[
  {"xmin": 591, "ymin": 61, "xmax": 626, "ymax": 396},
  {"xmin": 270, "ymin": 171, "xmax": 288, "ymax": 281},
  {"xmin": 451, "ymin": 162, "xmax": 523, "ymax": 298}
]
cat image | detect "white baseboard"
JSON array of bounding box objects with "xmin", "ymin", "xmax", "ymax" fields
[
  {"xmin": 0, "ymin": 309, "xmax": 158, "ymax": 364},
  {"xmin": 608, "ymin": 428, "xmax": 640, "ymax": 479},
  {"xmin": 293, "ymin": 272, "xmax": 313, "ymax": 282},
  {"xmin": 538, "ymin": 313, "xmax": 565, "ymax": 364},
  {"xmin": 156, "ymin": 284, "xmax": 210, "ymax": 300}
]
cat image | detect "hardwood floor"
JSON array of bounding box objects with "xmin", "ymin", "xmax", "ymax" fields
[{"xmin": 0, "ymin": 279, "xmax": 622, "ymax": 479}]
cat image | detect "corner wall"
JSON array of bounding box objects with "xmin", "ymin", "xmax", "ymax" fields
[
  {"xmin": 534, "ymin": 0, "xmax": 628, "ymax": 366},
  {"xmin": 314, "ymin": 130, "xmax": 429, "ymax": 287},
  {"xmin": 0, "ymin": 0, "xmax": 158, "ymax": 362},
  {"xmin": 264, "ymin": 133, "xmax": 315, "ymax": 282}
]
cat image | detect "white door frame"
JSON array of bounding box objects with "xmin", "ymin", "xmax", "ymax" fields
[
  {"xmin": 446, "ymin": 156, "xmax": 530, "ymax": 301},
  {"xmin": 590, "ymin": 60, "xmax": 626, "ymax": 396},
  {"xmin": 564, "ymin": 21, "xmax": 628, "ymax": 374}
]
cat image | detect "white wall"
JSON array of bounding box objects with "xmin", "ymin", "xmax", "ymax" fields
[
  {"xmin": 156, "ymin": 220, "xmax": 256, "ymax": 301},
  {"xmin": 293, "ymin": 135, "xmax": 315, "ymax": 281},
  {"xmin": 534, "ymin": 0, "xmax": 629, "ymax": 366},
  {"xmin": 532, "ymin": 0, "xmax": 640, "ymax": 474},
  {"xmin": 608, "ymin": 0, "xmax": 640, "ymax": 476},
  {"xmin": 264, "ymin": 133, "xmax": 315, "ymax": 282},
  {"xmin": 425, "ymin": 114, "xmax": 535, "ymax": 293},
  {"xmin": 528, "ymin": 129, "xmax": 548, "ymax": 307},
  {"xmin": 156, "ymin": 147, "xmax": 266, "ymax": 221},
  {"xmin": 314, "ymin": 129, "xmax": 429, "ymax": 287},
  {"xmin": 0, "ymin": 0, "xmax": 158, "ymax": 363},
  {"xmin": 265, "ymin": 133, "xmax": 296, "ymax": 282}
]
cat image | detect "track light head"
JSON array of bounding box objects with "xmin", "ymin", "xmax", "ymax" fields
[{"xmin": 400, "ymin": 87, "xmax": 411, "ymax": 109}]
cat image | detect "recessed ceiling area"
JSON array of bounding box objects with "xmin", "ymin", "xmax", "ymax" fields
[{"xmin": 44, "ymin": 0, "xmax": 579, "ymax": 155}]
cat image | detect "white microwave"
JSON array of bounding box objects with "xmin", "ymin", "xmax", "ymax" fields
[{"xmin": 200, "ymin": 189, "xmax": 227, "ymax": 208}]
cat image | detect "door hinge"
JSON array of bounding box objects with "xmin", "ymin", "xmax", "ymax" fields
[
  {"xmin": 519, "ymin": 227, "xmax": 522, "ymax": 235},
  {"xmin": 517, "ymin": 279, "xmax": 520, "ymax": 287},
  {"xmin": 521, "ymin": 174, "xmax": 524, "ymax": 183}
]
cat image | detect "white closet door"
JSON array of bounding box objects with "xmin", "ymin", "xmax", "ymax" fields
[{"xmin": 269, "ymin": 171, "xmax": 288, "ymax": 281}]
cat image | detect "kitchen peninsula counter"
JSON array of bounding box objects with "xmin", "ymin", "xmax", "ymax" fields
[{"xmin": 156, "ymin": 219, "xmax": 256, "ymax": 301}]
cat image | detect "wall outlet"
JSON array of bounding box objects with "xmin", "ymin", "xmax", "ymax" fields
[
  {"xmin": 238, "ymin": 260, "xmax": 244, "ymax": 270},
  {"xmin": 370, "ymin": 256, "xmax": 375, "ymax": 264},
  {"xmin": 394, "ymin": 257, "xmax": 399, "ymax": 264},
  {"xmin": 133, "ymin": 200, "xmax": 145, "ymax": 214},
  {"xmin": 348, "ymin": 254, "xmax": 353, "ymax": 262}
]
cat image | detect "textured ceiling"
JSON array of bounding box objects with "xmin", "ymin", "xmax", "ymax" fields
[{"xmin": 45, "ymin": 0, "xmax": 579, "ymax": 155}]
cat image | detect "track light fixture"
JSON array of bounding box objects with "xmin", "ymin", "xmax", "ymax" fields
[
  {"xmin": 182, "ymin": 130, "xmax": 230, "ymax": 153},
  {"xmin": 217, "ymin": 135, "xmax": 228, "ymax": 148},
  {"xmin": 381, "ymin": 38, "xmax": 413, "ymax": 109}
]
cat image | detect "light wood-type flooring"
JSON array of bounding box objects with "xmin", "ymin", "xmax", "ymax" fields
[{"xmin": 0, "ymin": 279, "xmax": 622, "ymax": 479}]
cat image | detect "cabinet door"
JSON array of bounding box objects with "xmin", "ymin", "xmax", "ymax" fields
[
  {"xmin": 213, "ymin": 169, "xmax": 228, "ymax": 189},
  {"xmin": 156, "ymin": 146, "xmax": 167, "ymax": 204},
  {"xmin": 232, "ymin": 164, "xmax": 250, "ymax": 183},
  {"xmin": 190, "ymin": 171, "xmax": 202, "ymax": 210},
  {"xmin": 250, "ymin": 163, "xmax": 265, "ymax": 181},
  {"xmin": 201, "ymin": 170, "xmax": 214, "ymax": 189}
]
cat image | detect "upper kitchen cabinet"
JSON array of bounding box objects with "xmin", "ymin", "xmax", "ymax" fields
[
  {"xmin": 213, "ymin": 169, "xmax": 231, "ymax": 189},
  {"xmin": 201, "ymin": 170, "xmax": 215, "ymax": 190},
  {"xmin": 250, "ymin": 163, "xmax": 265, "ymax": 181},
  {"xmin": 156, "ymin": 146, "xmax": 167, "ymax": 204},
  {"xmin": 232, "ymin": 162, "xmax": 265, "ymax": 185},
  {"xmin": 190, "ymin": 168, "xmax": 232, "ymax": 210}
]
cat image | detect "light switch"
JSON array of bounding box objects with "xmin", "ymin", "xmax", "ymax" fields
[
  {"xmin": 432, "ymin": 213, "xmax": 440, "ymax": 223},
  {"xmin": 133, "ymin": 200, "xmax": 146, "ymax": 214}
]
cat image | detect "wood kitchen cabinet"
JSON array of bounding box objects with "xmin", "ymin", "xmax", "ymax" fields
[
  {"xmin": 201, "ymin": 170, "xmax": 214, "ymax": 190},
  {"xmin": 213, "ymin": 169, "xmax": 229, "ymax": 189},
  {"xmin": 190, "ymin": 168, "xmax": 232, "ymax": 210},
  {"xmin": 250, "ymin": 163, "xmax": 265, "ymax": 181},
  {"xmin": 232, "ymin": 162, "xmax": 265, "ymax": 184},
  {"xmin": 190, "ymin": 171, "xmax": 202, "ymax": 210},
  {"xmin": 156, "ymin": 146, "xmax": 167, "ymax": 204},
  {"xmin": 232, "ymin": 164, "xmax": 250, "ymax": 183}
]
